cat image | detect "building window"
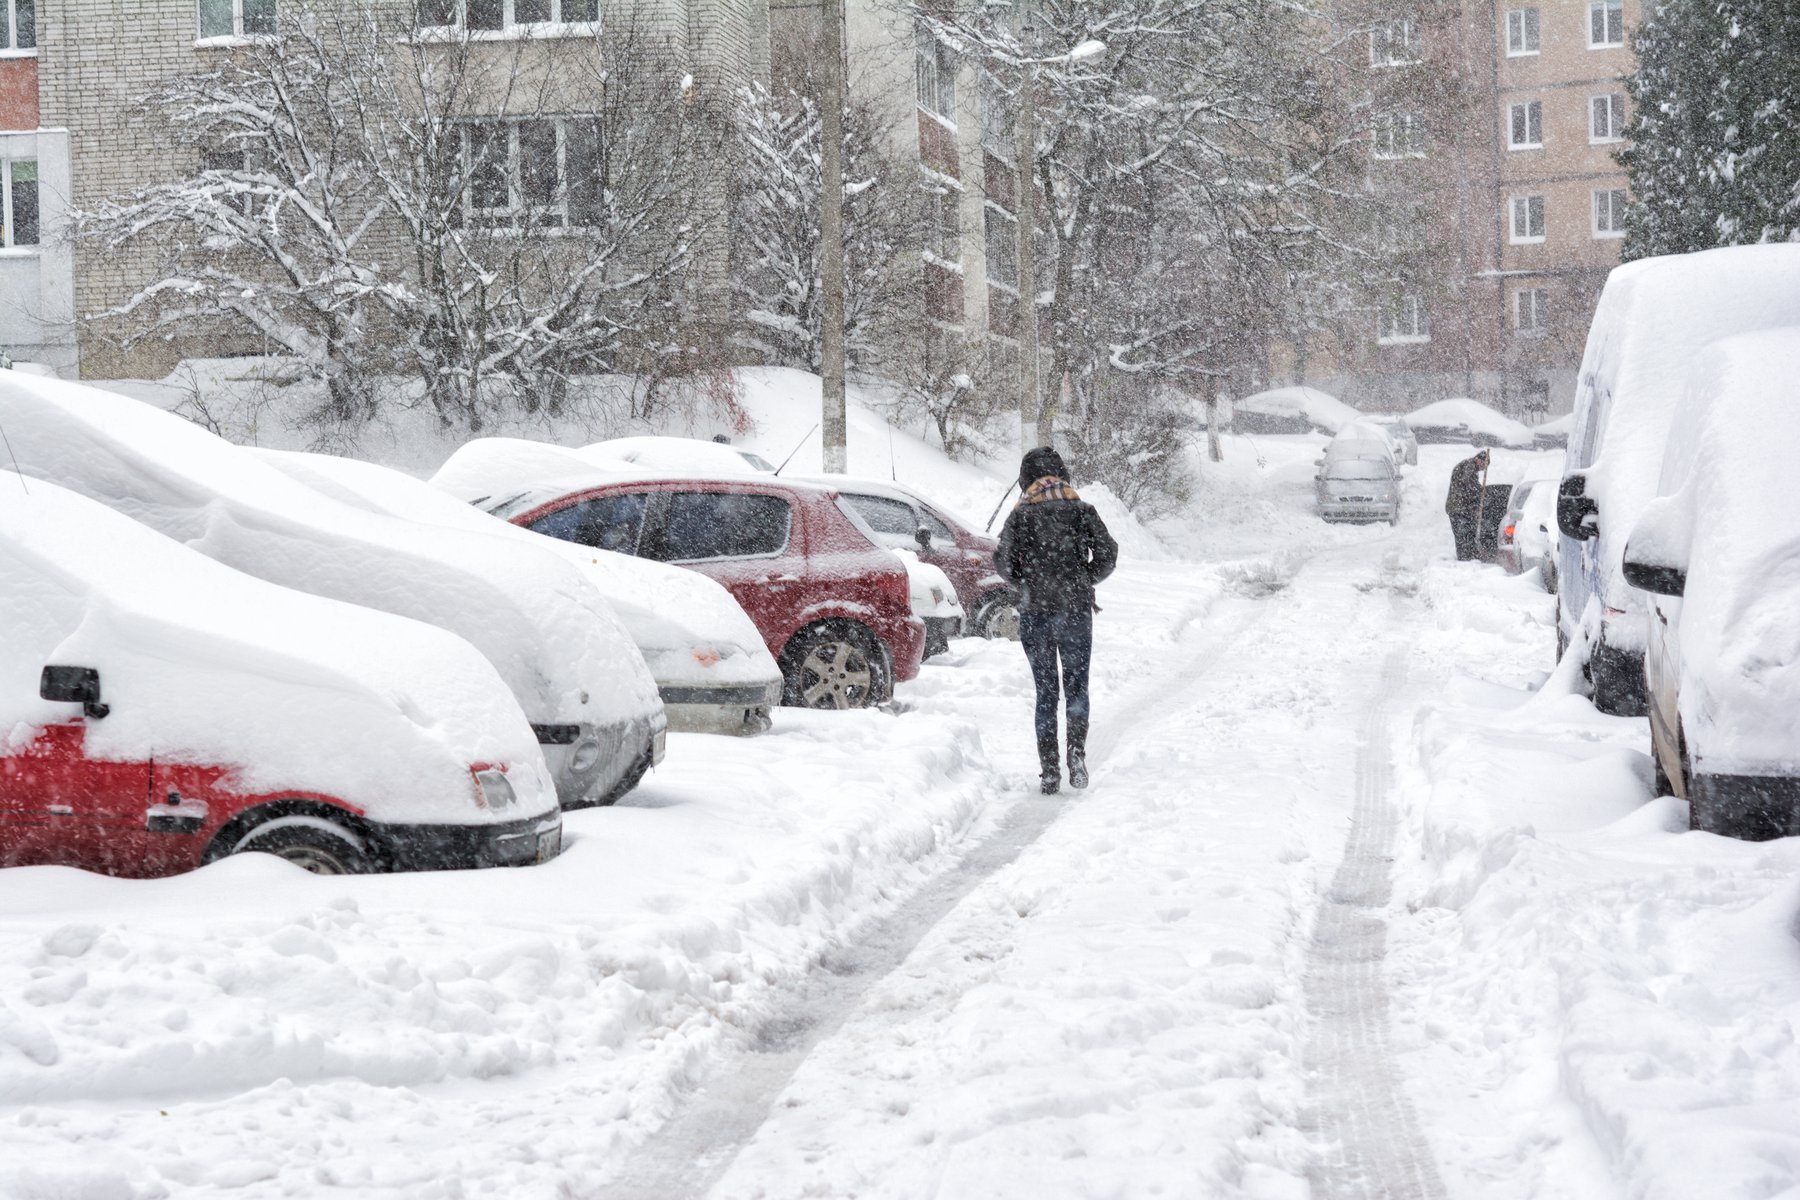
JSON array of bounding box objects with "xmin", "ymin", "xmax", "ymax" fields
[
  {"xmin": 923, "ymin": 174, "xmax": 960, "ymax": 262},
  {"xmin": 1506, "ymin": 8, "xmax": 1539, "ymax": 55},
  {"xmin": 1378, "ymin": 294, "xmax": 1429, "ymax": 344},
  {"xmin": 1, "ymin": 0, "xmax": 35, "ymax": 51},
  {"xmin": 458, "ymin": 117, "xmax": 602, "ymax": 230},
  {"xmin": 198, "ymin": 0, "xmax": 275, "ymax": 39},
  {"xmin": 980, "ymin": 72, "xmax": 1014, "ymax": 162},
  {"xmin": 1508, "ymin": 100, "xmax": 1543, "ymax": 149},
  {"xmin": 1514, "ymin": 288, "xmax": 1547, "ymax": 335},
  {"xmin": 1372, "ymin": 113, "xmax": 1426, "ymax": 159},
  {"xmin": 1589, "ymin": 0, "xmax": 1623, "ymax": 47},
  {"xmin": 1590, "ymin": 93, "xmax": 1626, "ymax": 142},
  {"xmin": 1593, "ymin": 188, "xmax": 1629, "ymax": 237},
  {"xmin": 1, "ymin": 158, "xmax": 37, "ymax": 248},
  {"xmin": 916, "ymin": 26, "xmax": 957, "ymax": 124},
  {"xmin": 1370, "ymin": 18, "xmax": 1420, "ymax": 66},
  {"xmin": 1509, "ymin": 195, "xmax": 1546, "ymax": 243},
  {"xmin": 416, "ymin": 0, "xmax": 597, "ymax": 31},
  {"xmin": 984, "ymin": 204, "xmax": 1017, "ymax": 289}
]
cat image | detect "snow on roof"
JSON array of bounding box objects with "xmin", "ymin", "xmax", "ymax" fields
[
  {"xmin": 0, "ymin": 376, "xmax": 660, "ymax": 741},
  {"xmin": 1404, "ymin": 398, "xmax": 1534, "ymax": 447},
  {"xmin": 0, "ymin": 481, "xmax": 555, "ymax": 823},
  {"xmin": 589, "ymin": 436, "xmax": 776, "ymax": 475},
  {"xmin": 1234, "ymin": 386, "xmax": 1362, "ymax": 434},
  {"xmin": 257, "ymin": 449, "xmax": 777, "ymax": 691},
  {"xmin": 1635, "ymin": 328, "xmax": 1800, "ymax": 772}
]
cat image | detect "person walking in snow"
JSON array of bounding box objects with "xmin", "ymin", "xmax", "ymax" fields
[
  {"xmin": 995, "ymin": 447, "xmax": 1119, "ymax": 795},
  {"xmin": 1445, "ymin": 448, "xmax": 1489, "ymax": 561}
]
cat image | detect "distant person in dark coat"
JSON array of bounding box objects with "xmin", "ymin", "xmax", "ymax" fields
[
  {"xmin": 995, "ymin": 447, "xmax": 1119, "ymax": 794},
  {"xmin": 1446, "ymin": 448, "xmax": 1489, "ymax": 560}
]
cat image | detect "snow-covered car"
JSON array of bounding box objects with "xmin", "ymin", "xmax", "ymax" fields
[
  {"xmin": 434, "ymin": 439, "xmax": 927, "ymax": 710},
  {"xmin": 1555, "ymin": 243, "xmax": 1800, "ymax": 714},
  {"xmin": 1314, "ymin": 427, "xmax": 1401, "ymax": 524},
  {"xmin": 1495, "ymin": 477, "xmax": 1557, "ymax": 588},
  {"xmin": 253, "ymin": 449, "xmax": 784, "ymax": 736},
  {"xmin": 0, "ymin": 376, "xmax": 665, "ymax": 809},
  {"xmin": 893, "ymin": 549, "xmax": 965, "ymax": 658},
  {"xmin": 1404, "ymin": 399, "xmax": 1535, "ymax": 448},
  {"xmin": 1365, "ymin": 416, "xmax": 1419, "ymax": 465},
  {"xmin": 588, "ymin": 435, "xmax": 776, "ymax": 476},
  {"xmin": 1624, "ymin": 329, "xmax": 1800, "ymax": 839},
  {"xmin": 1532, "ymin": 413, "xmax": 1572, "ymax": 449},
  {"xmin": 1, "ymin": 482, "xmax": 561, "ymax": 877},
  {"xmin": 1232, "ymin": 386, "xmax": 1362, "ymax": 436},
  {"xmin": 793, "ymin": 474, "xmax": 1019, "ymax": 640}
]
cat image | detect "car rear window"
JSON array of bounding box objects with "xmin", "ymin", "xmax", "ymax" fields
[
  {"xmin": 527, "ymin": 493, "xmax": 647, "ymax": 554},
  {"xmin": 657, "ymin": 492, "xmax": 792, "ymax": 561}
]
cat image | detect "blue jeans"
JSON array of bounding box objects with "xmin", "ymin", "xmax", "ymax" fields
[{"xmin": 1019, "ymin": 610, "xmax": 1093, "ymax": 749}]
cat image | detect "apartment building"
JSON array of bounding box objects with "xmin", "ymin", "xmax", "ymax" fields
[
  {"xmin": 0, "ymin": 0, "xmax": 76, "ymax": 373},
  {"xmin": 1323, "ymin": 0, "xmax": 1639, "ymax": 418},
  {"xmin": 24, "ymin": 0, "xmax": 767, "ymax": 380}
]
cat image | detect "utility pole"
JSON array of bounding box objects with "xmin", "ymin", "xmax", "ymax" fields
[
  {"xmin": 1014, "ymin": 35, "xmax": 1043, "ymax": 452},
  {"xmin": 819, "ymin": 0, "xmax": 848, "ymax": 473}
]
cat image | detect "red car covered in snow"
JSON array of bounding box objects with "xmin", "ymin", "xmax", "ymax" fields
[{"xmin": 479, "ymin": 473, "xmax": 926, "ymax": 710}]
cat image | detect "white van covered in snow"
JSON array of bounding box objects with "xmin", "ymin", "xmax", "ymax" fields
[
  {"xmin": 0, "ymin": 483, "xmax": 561, "ymax": 877},
  {"xmin": 0, "ymin": 376, "xmax": 665, "ymax": 808},
  {"xmin": 253, "ymin": 449, "xmax": 785, "ymax": 736},
  {"xmin": 1555, "ymin": 243, "xmax": 1800, "ymax": 714}
]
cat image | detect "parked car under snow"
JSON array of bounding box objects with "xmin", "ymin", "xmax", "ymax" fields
[
  {"xmin": 1, "ymin": 483, "xmax": 562, "ymax": 877},
  {"xmin": 1405, "ymin": 399, "xmax": 1535, "ymax": 449},
  {"xmin": 253, "ymin": 449, "xmax": 784, "ymax": 736},
  {"xmin": 1315, "ymin": 426, "xmax": 1401, "ymax": 524},
  {"xmin": 0, "ymin": 377, "xmax": 665, "ymax": 809}
]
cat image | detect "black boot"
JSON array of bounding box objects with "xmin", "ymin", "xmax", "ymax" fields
[
  {"xmin": 1067, "ymin": 718, "xmax": 1089, "ymax": 789},
  {"xmin": 1038, "ymin": 735, "xmax": 1061, "ymax": 794}
]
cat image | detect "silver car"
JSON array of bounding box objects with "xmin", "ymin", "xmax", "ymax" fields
[
  {"xmin": 1316, "ymin": 453, "xmax": 1401, "ymax": 524},
  {"xmin": 1367, "ymin": 417, "xmax": 1419, "ymax": 465}
]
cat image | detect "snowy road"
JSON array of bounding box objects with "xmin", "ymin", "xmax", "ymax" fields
[{"xmin": 11, "ymin": 439, "xmax": 1800, "ymax": 1199}]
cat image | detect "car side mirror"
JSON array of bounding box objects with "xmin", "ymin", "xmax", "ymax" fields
[
  {"xmin": 40, "ymin": 665, "xmax": 110, "ymax": 719},
  {"xmin": 915, "ymin": 525, "xmax": 932, "ymax": 551},
  {"xmin": 1556, "ymin": 474, "xmax": 1598, "ymax": 541},
  {"xmin": 1622, "ymin": 557, "xmax": 1686, "ymax": 597}
]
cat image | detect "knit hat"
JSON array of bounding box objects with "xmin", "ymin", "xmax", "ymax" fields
[{"xmin": 1018, "ymin": 446, "xmax": 1068, "ymax": 490}]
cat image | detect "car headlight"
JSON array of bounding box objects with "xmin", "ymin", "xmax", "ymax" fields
[
  {"xmin": 930, "ymin": 586, "xmax": 945, "ymax": 606},
  {"xmin": 472, "ymin": 767, "xmax": 517, "ymax": 811},
  {"xmin": 570, "ymin": 738, "xmax": 603, "ymax": 774}
]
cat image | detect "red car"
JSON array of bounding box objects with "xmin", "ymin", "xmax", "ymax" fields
[
  {"xmin": 797, "ymin": 475, "xmax": 1020, "ymax": 640},
  {"xmin": 488, "ymin": 476, "xmax": 926, "ymax": 710}
]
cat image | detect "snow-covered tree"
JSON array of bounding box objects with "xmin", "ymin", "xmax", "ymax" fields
[{"xmin": 1620, "ymin": 0, "xmax": 1800, "ymax": 259}]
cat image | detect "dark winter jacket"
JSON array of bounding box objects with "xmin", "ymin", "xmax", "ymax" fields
[
  {"xmin": 995, "ymin": 466, "xmax": 1119, "ymax": 615},
  {"xmin": 1445, "ymin": 455, "xmax": 1487, "ymax": 517}
]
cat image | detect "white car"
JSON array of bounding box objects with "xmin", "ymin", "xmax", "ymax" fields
[
  {"xmin": 1, "ymin": 482, "xmax": 560, "ymax": 877},
  {"xmin": 255, "ymin": 449, "xmax": 784, "ymax": 736},
  {"xmin": 1314, "ymin": 426, "xmax": 1401, "ymax": 524},
  {"xmin": 1494, "ymin": 477, "xmax": 1557, "ymax": 588},
  {"xmin": 1365, "ymin": 416, "xmax": 1419, "ymax": 465},
  {"xmin": 0, "ymin": 376, "xmax": 666, "ymax": 809},
  {"xmin": 892, "ymin": 549, "xmax": 965, "ymax": 659},
  {"xmin": 1405, "ymin": 398, "xmax": 1535, "ymax": 449}
]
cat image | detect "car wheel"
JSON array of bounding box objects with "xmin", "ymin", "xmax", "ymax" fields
[
  {"xmin": 782, "ymin": 623, "xmax": 888, "ymax": 710},
  {"xmin": 233, "ymin": 815, "xmax": 376, "ymax": 875},
  {"xmin": 974, "ymin": 593, "xmax": 1022, "ymax": 641}
]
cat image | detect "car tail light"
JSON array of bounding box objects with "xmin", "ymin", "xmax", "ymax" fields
[
  {"xmin": 472, "ymin": 767, "xmax": 518, "ymax": 811},
  {"xmin": 1504, "ymin": 523, "xmax": 1516, "ymax": 542}
]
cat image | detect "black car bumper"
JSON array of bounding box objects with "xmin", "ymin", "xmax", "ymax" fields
[
  {"xmin": 1689, "ymin": 773, "xmax": 1800, "ymax": 841},
  {"xmin": 380, "ymin": 811, "xmax": 564, "ymax": 871}
]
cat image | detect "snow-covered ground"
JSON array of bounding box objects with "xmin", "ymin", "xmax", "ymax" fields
[{"xmin": 7, "ymin": 390, "xmax": 1800, "ymax": 1199}]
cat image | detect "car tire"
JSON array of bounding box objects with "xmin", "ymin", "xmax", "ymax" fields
[
  {"xmin": 781, "ymin": 622, "xmax": 890, "ymax": 710},
  {"xmin": 973, "ymin": 592, "xmax": 1022, "ymax": 641},
  {"xmin": 232, "ymin": 815, "xmax": 377, "ymax": 875}
]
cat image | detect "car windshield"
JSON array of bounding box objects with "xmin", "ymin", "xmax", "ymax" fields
[{"xmin": 1327, "ymin": 461, "xmax": 1393, "ymax": 481}]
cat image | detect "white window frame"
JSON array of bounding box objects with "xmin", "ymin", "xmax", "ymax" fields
[
  {"xmin": 1588, "ymin": 0, "xmax": 1624, "ymax": 48},
  {"xmin": 415, "ymin": 0, "xmax": 600, "ymax": 36},
  {"xmin": 0, "ymin": 0, "xmax": 35, "ymax": 55},
  {"xmin": 1509, "ymin": 195, "xmax": 1546, "ymax": 244},
  {"xmin": 1593, "ymin": 188, "xmax": 1628, "ymax": 238},
  {"xmin": 916, "ymin": 26, "xmax": 958, "ymax": 126},
  {"xmin": 459, "ymin": 116, "xmax": 602, "ymax": 233},
  {"xmin": 1370, "ymin": 18, "xmax": 1420, "ymax": 67},
  {"xmin": 1508, "ymin": 100, "xmax": 1543, "ymax": 150},
  {"xmin": 921, "ymin": 168, "xmax": 962, "ymax": 268},
  {"xmin": 0, "ymin": 157, "xmax": 38, "ymax": 251},
  {"xmin": 1371, "ymin": 112, "xmax": 1426, "ymax": 160},
  {"xmin": 1505, "ymin": 8, "xmax": 1540, "ymax": 56},
  {"xmin": 1514, "ymin": 288, "xmax": 1547, "ymax": 335},
  {"xmin": 1378, "ymin": 294, "xmax": 1430, "ymax": 345},
  {"xmin": 1590, "ymin": 93, "xmax": 1626, "ymax": 142},
  {"xmin": 197, "ymin": 0, "xmax": 276, "ymax": 43}
]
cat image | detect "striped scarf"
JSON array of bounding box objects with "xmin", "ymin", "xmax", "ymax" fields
[{"xmin": 1019, "ymin": 476, "xmax": 1080, "ymax": 505}]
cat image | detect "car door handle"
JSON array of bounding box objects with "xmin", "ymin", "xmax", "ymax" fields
[{"xmin": 47, "ymin": 805, "xmax": 73, "ymax": 815}]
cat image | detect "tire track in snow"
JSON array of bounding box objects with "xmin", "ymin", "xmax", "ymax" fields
[
  {"xmin": 593, "ymin": 586, "xmax": 1282, "ymax": 1200},
  {"xmin": 1303, "ymin": 647, "xmax": 1447, "ymax": 1200}
]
